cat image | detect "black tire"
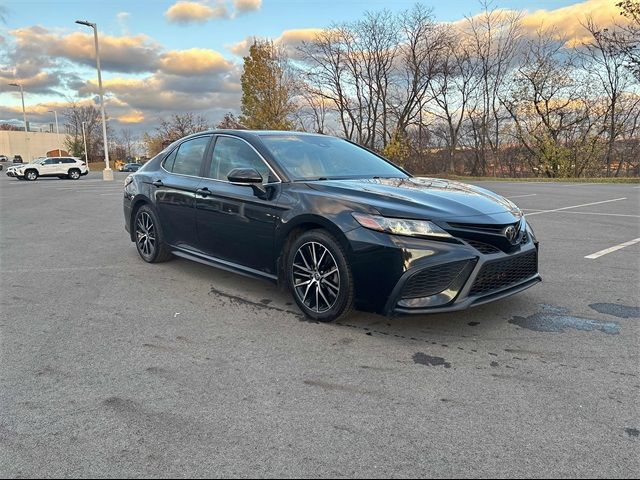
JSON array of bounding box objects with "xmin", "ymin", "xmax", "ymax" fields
[
  {"xmin": 68, "ymin": 169, "xmax": 81, "ymax": 180},
  {"xmin": 287, "ymin": 229, "xmax": 353, "ymax": 322},
  {"xmin": 24, "ymin": 170, "xmax": 38, "ymax": 181},
  {"xmin": 133, "ymin": 205, "xmax": 173, "ymax": 263}
]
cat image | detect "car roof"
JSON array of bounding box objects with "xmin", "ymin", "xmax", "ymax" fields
[{"xmin": 179, "ymin": 129, "xmax": 327, "ymax": 142}]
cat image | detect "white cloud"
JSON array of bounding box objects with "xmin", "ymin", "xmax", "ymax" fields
[{"xmin": 164, "ymin": 1, "xmax": 229, "ymax": 24}]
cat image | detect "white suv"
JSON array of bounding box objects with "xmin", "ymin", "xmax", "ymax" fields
[{"xmin": 6, "ymin": 157, "xmax": 89, "ymax": 181}]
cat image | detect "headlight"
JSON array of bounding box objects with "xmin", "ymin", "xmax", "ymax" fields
[
  {"xmin": 352, "ymin": 212, "xmax": 452, "ymax": 239},
  {"xmin": 124, "ymin": 174, "xmax": 133, "ymax": 187}
]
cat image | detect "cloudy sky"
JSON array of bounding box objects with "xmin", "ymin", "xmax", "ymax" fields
[{"xmin": 0, "ymin": 0, "xmax": 624, "ymax": 133}]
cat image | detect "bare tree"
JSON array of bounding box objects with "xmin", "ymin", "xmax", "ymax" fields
[
  {"xmin": 427, "ymin": 30, "xmax": 479, "ymax": 173},
  {"xmin": 464, "ymin": 2, "xmax": 523, "ymax": 174},
  {"xmin": 582, "ymin": 17, "xmax": 636, "ymax": 176},
  {"xmin": 62, "ymin": 103, "xmax": 101, "ymax": 160},
  {"xmin": 119, "ymin": 128, "xmax": 137, "ymax": 159}
]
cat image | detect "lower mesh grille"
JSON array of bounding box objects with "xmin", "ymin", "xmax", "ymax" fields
[
  {"xmin": 466, "ymin": 239, "xmax": 501, "ymax": 254},
  {"xmin": 470, "ymin": 250, "xmax": 538, "ymax": 296},
  {"xmin": 401, "ymin": 260, "xmax": 470, "ymax": 299}
]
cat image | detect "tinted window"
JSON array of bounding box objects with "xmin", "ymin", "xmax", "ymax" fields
[
  {"xmin": 44, "ymin": 158, "xmax": 57, "ymax": 165},
  {"xmin": 260, "ymin": 135, "xmax": 407, "ymax": 181},
  {"xmin": 209, "ymin": 136, "xmax": 270, "ymax": 182},
  {"xmin": 63, "ymin": 158, "xmax": 76, "ymax": 164},
  {"xmin": 163, "ymin": 150, "xmax": 177, "ymax": 171},
  {"xmin": 169, "ymin": 136, "xmax": 210, "ymax": 176}
]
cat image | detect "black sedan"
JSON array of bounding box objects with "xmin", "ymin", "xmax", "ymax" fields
[{"xmin": 123, "ymin": 130, "xmax": 540, "ymax": 322}]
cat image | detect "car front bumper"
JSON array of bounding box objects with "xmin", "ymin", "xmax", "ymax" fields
[{"xmin": 345, "ymin": 227, "xmax": 541, "ymax": 315}]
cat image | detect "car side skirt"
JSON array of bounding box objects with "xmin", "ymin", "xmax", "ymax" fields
[{"xmin": 171, "ymin": 246, "xmax": 278, "ymax": 283}]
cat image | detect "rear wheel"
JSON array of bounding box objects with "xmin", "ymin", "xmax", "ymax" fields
[
  {"xmin": 134, "ymin": 205, "xmax": 173, "ymax": 263},
  {"xmin": 287, "ymin": 229, "xmax": 353, "ymax": 322},
  {"xmin": 24, "ymin": 170, "xmax": 38, "ymax": 181},
  {"xmin": 68, "ymin": 169, "xmax": 81, "ymax": 180}
]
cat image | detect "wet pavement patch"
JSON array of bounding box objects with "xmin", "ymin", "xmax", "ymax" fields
[
  {"xmin": 509, "ymin": 305, "xmax": 619, "ymax": 335},
  {"xmin": 412, "ymin": 352, "xmax": 451, "ymax": 369},
  {"xmin": 625, "ymin": 427, "xmax": 639, "ymax": 438},
  {"xmin": 589, "ymin": 303, "xmax": 640, "ymax": 319}
]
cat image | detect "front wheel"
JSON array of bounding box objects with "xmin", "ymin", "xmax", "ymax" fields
[
  {"xmin": 68, "ymin": 169, "xmax": 81, "ymax": 180},
  {"xmin": 24, "ymin": 170, "xmax": 38, "ymax": 181},
  {"xmin": 287, "ymin": 229, "xmax": 354, "ymax": 322},
  {"xmin": 134, "ymin": 205, "xmax": 173, "ymax": 263}
]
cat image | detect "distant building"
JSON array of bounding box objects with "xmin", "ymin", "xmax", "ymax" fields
[{"xmin": 0, "ymin": 130, "xmax": 69, "ymax": 162}]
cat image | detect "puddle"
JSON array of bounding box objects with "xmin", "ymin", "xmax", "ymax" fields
[
  {"xmin": 412, "ymin": 352, "xmax": 451, "ymax": 368},
  {"xmin": 589, "ymin": 303, "xmax": 640, "ymax": 319},
  {"xmin": 625, "ymin": 427, "xmax": 639, "ymax": 438},
  {"xmin": 509, "ymin": 305, "xmax": 619, "ymax": 335}
]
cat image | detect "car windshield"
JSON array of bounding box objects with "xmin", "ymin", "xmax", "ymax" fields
[{"xmin": 259, "ymin": 135, "xmax": 408, "ymax": 181}]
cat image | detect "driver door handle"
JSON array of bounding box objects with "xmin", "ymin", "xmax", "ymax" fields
[
  {"xmin": 196, "ymin": 187, "xmax": 211, "ymax": 197},
  {"xmin": 152, "ymin": 180, "xmax": 164, "ymax": 187}
]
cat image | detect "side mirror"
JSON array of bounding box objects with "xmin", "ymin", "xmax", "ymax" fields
[
  {"xmin": 227, "ymin": 168, "xmax": 263, "ymax": 184},
  {"xmin": 227, "ymin": 168, "xmax": 268, "ymax": 198}
]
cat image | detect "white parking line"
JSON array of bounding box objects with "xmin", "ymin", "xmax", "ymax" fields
[
  {"xmin": 585, "ymin": 238, "xmax": 640, "ymax": 259},
  {"xmin": 525, "ymin": 197, "xmax": 627, "ymax": 216},
  {"xmin": 506, "ymin": 194, "xmax": 537, "ymax": 199}
]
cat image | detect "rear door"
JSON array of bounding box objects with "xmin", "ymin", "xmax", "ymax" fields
[
  {"xmin": 152, "ymin": 135, "xmax": 212, "ymax": 250},
  {"xmin": 194, "ymin": 135, "xmax": 281, "ymax": 275},
  {"xmin": 61, "ymin": 158, "xmax": 77, "ymax": 174}
]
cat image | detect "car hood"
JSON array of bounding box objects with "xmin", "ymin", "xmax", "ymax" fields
[{"xmin": 305, "ymin": 177, "xmax": 523, "ymax": 223}]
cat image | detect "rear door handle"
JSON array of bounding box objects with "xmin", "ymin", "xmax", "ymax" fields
[
  {"xmin": 196, "ymin": 187, "xmax": 211, "ymax": 197},
  {"xmin": 152, "ymin": 180, "xmax": 164, "ymax": 187}
]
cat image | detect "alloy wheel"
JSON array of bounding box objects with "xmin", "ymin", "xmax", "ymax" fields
[
  {"xmin": 292, "ymin": 241, "xmax": 340, "ymax": 313},
  {"xmin": 136, "ymin": 211, "xmax": 156, "ymax": 257},
  {"xmin": 70, "ymin": 170, "xmax": 80, "ymax": 179}
]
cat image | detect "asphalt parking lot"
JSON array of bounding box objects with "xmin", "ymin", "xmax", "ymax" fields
[{"xmin": 1, "ymin": 172, "xmax": 639, "ymax": 478}]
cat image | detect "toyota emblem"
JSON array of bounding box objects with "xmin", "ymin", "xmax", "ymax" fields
[{"xmin": 504, "ymin": 225, "xmax": 518, "ymax": 244}]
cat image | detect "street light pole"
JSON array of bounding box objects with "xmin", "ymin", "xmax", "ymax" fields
[
  {"xmin": 82, "ymin": 121, "xmax": 89, "ymax": 166},
  {"xmin": 48, "ymin": 110, "xmax": 61, "ymax": 155},
  {"xmin": 8, "ymin": 82, "xmax": 29, "ymax": 161},
  {"xmin": 75, "ymin": 20, "xmax": 112, "ymax": 181}
]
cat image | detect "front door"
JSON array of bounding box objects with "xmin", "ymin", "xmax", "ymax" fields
[
  {"xmin": 39, "ymin": 158, "xmax": 60, "ymax": 176},
  {"xmin": 195, "ymin": 135, "xmax": 281, "ymax": 275}
]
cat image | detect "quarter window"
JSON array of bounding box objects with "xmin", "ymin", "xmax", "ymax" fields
[
  {"xmin": 167, "ymin": 136, "xmax": 210, "ymax": 176},
  {"xmin": 208, "ymin": 136, "xmax": 270, "ymax": 182}
]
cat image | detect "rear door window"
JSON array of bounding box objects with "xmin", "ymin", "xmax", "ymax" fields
[{"xmin": 165, "ymin": 136, "xmax": 210, "ymax": 176}]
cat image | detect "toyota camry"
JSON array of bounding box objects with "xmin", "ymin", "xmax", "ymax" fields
[{"xmin": 123, "ymin": 130, "xmax": 540, "ymax": 322}]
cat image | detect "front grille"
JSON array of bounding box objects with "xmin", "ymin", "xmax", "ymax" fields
[
  {"xmin": 466, "ymin": 239, "xmax": 501, "ymax": 254},
  {"xmin": 401, "ymin": 260, "xmax": 469, "ymax": 299},
  {"xmin": 448, "ymin": 222, "xmax": 516, "ymax": 233},
  {"xmin": 469, "ymin": 250, "xmax": 538, "ymax": 296}
]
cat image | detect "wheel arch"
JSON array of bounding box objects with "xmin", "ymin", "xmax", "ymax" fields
[
  {"xmin": 275, "ymin": 214, "xmax": 352, "ymax": 286},
  {"xmin": 128, "ymin": 195, "xmax": 154, "ymax": 241}
]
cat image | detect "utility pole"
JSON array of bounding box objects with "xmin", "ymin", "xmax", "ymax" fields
[
  {"xmin": 8, "ymin": 82, "xmax": 29, "ymax": 161},
  {"xmin": 48, "ymin": 110, "xmax": 61, "ymax": 155},
  {"xmin": 75, "ymin": 20, "xmax": 113, "ymax": 181}
]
